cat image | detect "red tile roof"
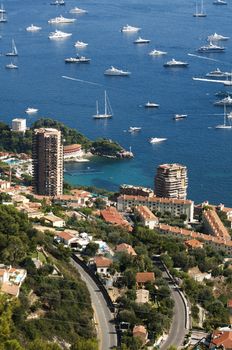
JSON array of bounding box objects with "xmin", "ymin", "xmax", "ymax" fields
[
  {"xmin": 116, "ymin": 243, "xmax": 137, "ymax": 256},
  {"xmin": 136, "ymin": 272, "xmax": 155, "ymax": 284},
  {"xmin": 101, "ymin": 207, "xmax": 132, "ymax": 231},
  {"xmin": 94, "ymin": 256, "xmax": 112, "ymax": 268},
  {"xmin": 185, "ymin": 239, "xmax": 204, "ymax": 249},
  {"xmin": 211, "ymin": 331, "xmax": 232, "ymax": 350}
]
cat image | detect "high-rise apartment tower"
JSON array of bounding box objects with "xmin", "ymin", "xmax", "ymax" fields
[
  {"xmin": 32, "ymin": 128, "xmax": 63, "ymax": 196},
  {"xmin": 155, "ymin": 163, "xmax": 188, "ymax": 200}
]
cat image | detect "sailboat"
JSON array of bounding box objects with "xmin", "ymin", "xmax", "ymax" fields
[
  {"xmin": 215, "ymin": 105, "xmax": 232, "ymax": 129},
  {"xmin": 0, "ymin": 11, "xmax": 7, "ymax": 22},
  {"xmin": 93, "ymin": 91, "xmax": 113, "ymax": 119},
  {"xmin": 6, "ymin": 39, "xmax": 18, "ymax": 56},
  {"xmin": 193, "ymin": 0, "xmax": 207, "ymax": 17}
]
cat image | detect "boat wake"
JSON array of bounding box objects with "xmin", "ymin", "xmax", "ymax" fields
[
  {"xmin": 62, "ymin": 75, "xmax": 102, "ymax": 86},
  {"xmin": 187, "ymin": 53, "xmax": 220, "ymax": 62}
]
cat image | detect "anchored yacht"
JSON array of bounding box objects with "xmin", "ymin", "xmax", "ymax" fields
[
  {"xmin": 121, "ymin": 24, "xmax": 141, "ymax": 33},
  {"xmin": 149, "ymin": 49, "xmax": 167, "ymax": 56},
  {"xmin": 5, "ymin": 62, "xmax": 18, "ymax": 69},
  {"xmin": 26, "ymin": 24, "xmax": 42, "ymax": 32},
  {"xmin": 207, "ymin": 33, "xmax": 229, "ymax": 41},
  {"xmin": 163, "ymin": 58, "xmax": 188, "ymax": 67},
  {"xmin": 70, "ymin": 7, "xmax": 87, "ymax": 14},
  {"xmin": 74, "ymin": 40, "xmax": 88, "ymax": 48},
  {"xmin": 25, "ymin": 108, "xmax": 38, "ymax": 114},
  {"xmin": 198, "ymin": 42, "xmax": 225, "ymax": 52},
  {"xmin": 145, "ymin": 101, "xmax": 159, "ymax": 108},
  {"xmin": 149, "ymin": 137, "xmax": 167, "ymax": 144},
  {"xmin": 48, "ymin": 15, "xmax": 76, "ymax": 24},
  {"xmin": 49, "ymin": 30, "xmax": 72, "ymax": 40},
  {"xmin": 104, "ymin": 66, "xmax": 131, "ymax": 76},
  {"xmin": 134, "ymin": 37, "xmax": 150, "ymax": 44}
]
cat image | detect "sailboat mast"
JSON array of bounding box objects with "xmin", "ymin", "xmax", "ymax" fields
[
  {"xmin": 104, "ymin": 90, "xmax": 107, "ymax": 115},
  {"xmin": 96, "ymin": 101, "xmax": 99, "ymax": 115},
  {"xmin": 224, "ymin": 104, "xmax": 226, "ymax": 126}
]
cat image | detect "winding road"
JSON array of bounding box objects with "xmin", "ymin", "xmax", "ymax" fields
[{"xmin": 71, "ymin": 258, "xmax": 117, "ymax": 350}]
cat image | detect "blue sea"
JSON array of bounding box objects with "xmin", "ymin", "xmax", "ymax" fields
[{"xmin": 0, "ymin": 0, "xmax": 232, "ymax": 205}]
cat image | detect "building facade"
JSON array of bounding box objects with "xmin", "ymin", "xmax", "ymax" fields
[
  {"xmin": 12, "ymin": 118, "xmax": 26, "ymax": 132},
  {"xmin": 155, "ymin": 163, "xmax": 188, "ymax": 200},
  {"xmin": 32, "ymin": 128, "xmax": 63, "ymax": 196}
]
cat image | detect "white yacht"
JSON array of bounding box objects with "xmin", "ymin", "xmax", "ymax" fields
[
  {"xmin": 104, "ymin": 66, "xmax": 131, "ymax": 76},
  {"xmin": 145, "ymin": 101, "xmax": 159, "ymax": 108},
  {"xmin": 74, "ymin": 40, "xmax": 88, "ymax": 48},
  {"xmin": 163, "ymin": 59, "xmax": 188, "ymax": 67},
  {"xmin": 215, "ymin": 106, "xmax": 232, "ymax": 129},
  {"xmin": 50, "ymin": 0, "xmax": 65, "ymax": 5},
  {"xmin": 129, "ymin": 127, "xmax": 142, "ymax": 132},
  {"xmin": 6, "ymin": 39, "xmax": 18, "ymax": 56},
  {"xmin": 134, "ymin": 37, "xmax": 150, "ymax": 44},
  {"xmin": 198, "ymin": 42, "xmax": 225, "ymax": 52},
  {"xmin": 0, "ymin": 12, "xmax": 7, "ymax": 22},
  {"xmin": 149, "ymin": 49, "xmax": 167, "ymax": 56},
  {"xmin": 206, "ymin": 68, "xmax": 230, "ymax": 78},
  {"xmin": 70, "ymin": 7, "xmax": 87, "ymax": 14},
  {"xmin": 26, "ymin": 24, "xmax": 42, "ymax": 32},
  {"xmin": 121, "ymin": 24, "xmax": 141, "ymax": 33},
  {"xmin": 213, "ymin": 0, "xmax": 227, "ymax": 4},
  {"xmin": 65, "ymin": 56, "xmax": 90, "ymax": 63},
  {"xmin": 48, "ymin": 15, "xmax": 76, "ymax": 24},
  {"xmin": 173, "ymin": 114, "xmax": 187, "ymax": 120},
  {"xmin": 93, "ymin": 91, "xmax": 113, "ymax": 119},
  {"xmin": 149, "ymin": 137, "xmax": 167, "ymax": 143},
  {"xmin": 207, "ymin": 33, "xmax": 229, "ymax": 41},
  {"xmin": 5, "ymin": 62, "xmax": 18, "ymax": 69},
  {"xmin": 49, "ymin": 30, "xmax": 72, "ymax": 40},
  {"xmin": 25, "ymin": 107, "xmax": 38, "ymax": 114},
  {"xmin": 214, "ymin": 96, "xmax": 232, "ymax": 106}
]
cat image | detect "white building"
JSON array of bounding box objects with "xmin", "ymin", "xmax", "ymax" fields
[
  {"xmin": 12, "ymin": 118, "xmax": 27, "ymax": 133},
  {"xmin": 135, "ymin": 205, "xmax": 159, "ymax": 229}
]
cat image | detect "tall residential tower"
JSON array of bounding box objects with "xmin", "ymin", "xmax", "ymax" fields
[
  {"xmin": 32, "ymin": 128, "xmax": 63, "ymax": 196},
  {"xmin": 154, "ymin": 163, "xmax": 188, "ymax": 200}
]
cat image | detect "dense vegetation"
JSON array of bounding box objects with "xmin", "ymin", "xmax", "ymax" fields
[
  {"xmin": 0, "ymin": 205, "xmax": 96, "ymax": 349},
  {"xmin": 0, "ymin": 119, "xmax": 123, "ymax": 157}
]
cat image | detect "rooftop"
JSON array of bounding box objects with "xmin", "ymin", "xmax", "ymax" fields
[
  {"xmin": 116, "ymin": 243, "xmax": 137, "ymax": 256},
  {"xmin": 94, "ymin": 256, "xmax": 112, "ymax": 268},
  {"xmin": 119, "ymin": 194, "xmax": 192, "ymax": 205},
  {"xmin": 136, "ymin": 272, "xmax": 155, "ymax": 284},
  {"xmin": 135, "ymin": 205, "xmax": 158, "ymax": 220}
]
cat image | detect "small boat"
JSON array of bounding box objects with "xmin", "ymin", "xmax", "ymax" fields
[
  {"xmin": 104, "ymin": 66, "xmax": 131, "ymax": 76},
  {"xmin": 93, "ymin": 91, "xmax": 113, "ymax": 119},
  {"xmin": 26, "ymin": 24, "xmax": 42, "ymax": 32},
  {"xmin": 50, "ymin": 0, "xmax": 65, "ymax": 5},
  {"xmin": 49, "ymin": 30, "xmax": 72, "ymax": 40},
  {"xmin": 65, "ymin": 55, "xmax": 90, "ymax": 63},
  {"xmin": 149, "ymin": 49, "xmax": 167, "ymax": 56},
  {"xmin": 149, "ymin": 137, "xmax": 167, "ymax": 143},
  {"xmin": 121, "ymin": 24, "xmax": 141, "ymax": 33},
  {"xmin": 193, "ymin": 0, "xmax": 207, "ymax": 17},
  {"xmin": 25, "ymin": 107, "xmax": 38, "ymax": 114},
  {"xmin": 145, "ymin": 101, "xmax": 159, "ymax": 108},
  {"xmin": 74, "ymin": 40, "xmax": 88, "ymax": 48},
  {"xmin": 215, "ymin": 106, "xmax": 232, "ymax": 129},
  {"xmin": 5, "ymin": 62, "xmax": 18, "ymax": 69},
  {"xmin": 70, "ymin": 7, "xmax": 87, "ymax": 14},
  {"xmin": 213, "ymin": 0, "xmax": 227, "ymax": 4},
  {"xmin": 173, "ymin": 114, "xmax": 187, "ymax": 120},
  {"xmin": 48, "ymin": 15, "xmax": 76, "ymax": 24},
  {"xmin": 198, "ymin": 42, "xmax": 225, "ymax": 53},
  {"xmin": 134, "ymin": 37, "xmax": 150, "ymax": 44},
  {"xmin": 163, "ymin": 58, "xmax": 188, "ymax": 67},
  {"xmin": 129, "ymin": 127, "xmax": 142, "ymax": 132},
  {"xmin": 207, "ymin": 33, "xmax": 229, "ymax": 41},
  {"xmin": 6, "ymin": 39, "xmax": 18, "ymax": 56}
]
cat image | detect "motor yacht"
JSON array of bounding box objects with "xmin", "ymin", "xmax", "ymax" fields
[
  {"xmin": 214, "ymin": 96, "xmax": 232, "ymax": 106},
  {"xmin": 26, "ymin": 24, "xmax": 42, "ymax": 32},
  {"xmin": 129, "ymin": 127, "xmax": 142, "ymax": 132},
  {"xmin": 50, "ymin": 0, "xmax": 65, "ymax": 5},
  {"xmin": 65, "ymin": 56, "xmax": 90, "ymax": 63},
  {"xmin": 25, "ymin": 107, "xmax": 38, "ymax": 114},
  {"xmin": 207, "ymin": 33, "xmax": 229, "ymax": 41},
  {"xmin": 173, "ymin": 114, "xmax": 187, "ymax": 120},
  {"xmin": 74, "ymin": 40, "xmax": 88, "ymax": 48},
  {"xmin": 149, "ymin": 49, "xmax": 167, "ymax": 56},
  {"xmin": 163, "ymin": 58, "xmax": 188, "ymax": 67},
  {"xmin": 149, "ymin": 137, "xmax": 167, "ymax": 143},
  {"xmin": 206, "ymin": 68, "xmax": 231, "ymax": 78},
  {"xmin": 213, "ymin": 0, "xmax": 227, "ymax": 4},
  {"xmin": 134, "ymin": 37, "xmax": 150, "ymax": 44},
  {"xmin": 144, "ymin": 101, "xmax": 159, "ymax": 108},
  {"xmin": 104, "ymin": 66, "xmax": 131, "ymax": 76},
  {"xmin": 198, "ymin": 42, "xmax": 225, "ymax": 52},
  {"xmin": 5, "ymin": 62, "xmax": 18, "ymax": 69},
  {"xmin": 121, "ymin": 24, "xmax": 141, "ymax": 33},
  {"xmin": 49, "ymin": 30, "xmax": 72, "ymax": 40},
  {"xmin": 48, "ymin": 15, "xmax": 76, "ymax": 24},
  {"xmin": 70, "ymin": 7, "xmax": 87, "ymax": 14}
]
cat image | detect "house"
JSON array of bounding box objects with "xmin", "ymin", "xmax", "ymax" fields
[
  {"xmin": 94, "ymin": 256, "xmax": 112, "ymax": 276},
  {"xmin": 210, "ymin": 330, "xmax": 232, "ymax": 350},
  {"xmin": 134, "ymin": 205, "xmax": 159, "ymax": 229},
  {"xmin": 0, "ymin": 266, "xmax": 27, "ymax": 298},
  {"xmin": 133, "ymin": 325, "xmax": 148, "ymax": 345},
  {"xmin": 12, "ymin": 194, "xmax": 30, "ymax": 205},
  {"xmin": 55, "ymin": 231, "xmax": 77, "ymax": 246},
  {"xmin": 185, "ymin": 239, "xmax": 204, "ymax": 250},
  {"xmin": 188, "ymin": 267, "xmax": 211, "ymax": 282},
  {"xmin": 0, "ymin": 180, "xmax": 11, "ymax": 190},
  {"xmin": 116, "ymin": 243, "xmax": 137, "ymax": 256},
  {"xmin": 44, "ymin": 213, "xmax": 65, "ymax": 228},
  {"xmin": 101, "ymin": 206, "xmax": 132, "ymax": 232},
  {"xmin": 53, "ymin": 190, "xmax": 91, "ymax": 208},
  {"xmin": 136, "ymin": 272, "xmax": 155, "ymax": 287},
  {"xmin": 136, "ymin": 289, "xmax": 149, "ymax": 304}
]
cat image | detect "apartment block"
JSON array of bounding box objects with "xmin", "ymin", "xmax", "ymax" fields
[
  {"xmin": 202, "ymin": 209, "xmax": 230, "ymax": 241},
  {"xmin": 155, "ymin": 163, "xmax": 188, "ymax": 200},
  {"xmin": 120, "ymin": 184, "xmax": 154, "ymax": 197},
  {"xmin": 135, "ymin": 205, "xmax": 159, "ymax": 229},
  {"xmin": 32, "ymin": 128, "xmax": 63, "ymax": 196},
  {"xmin": 12, "ymin": 118, "xmax": 26, "ymax": 133}
]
